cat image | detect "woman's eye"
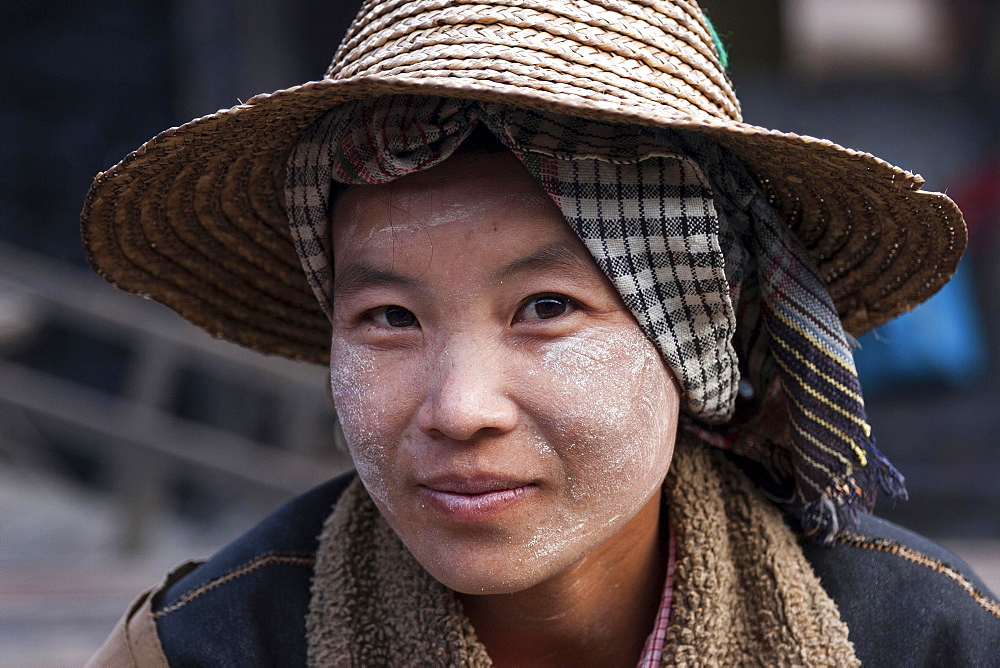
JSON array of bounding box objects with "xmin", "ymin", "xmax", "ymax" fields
[
  {"xmin": 370, "ymin": 305, "xmax": 418, "ymax": 328},
  {"xmin": 518, "ymin": 294, "xmax": 573, "ymax": 321}
]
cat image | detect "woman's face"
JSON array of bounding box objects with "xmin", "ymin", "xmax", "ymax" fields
[{"xmin": 329, "ymin": 152, "xmax": 681, "ymax": 595}]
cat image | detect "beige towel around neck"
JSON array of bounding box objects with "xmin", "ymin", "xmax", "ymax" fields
[{"xmin": 307, "ymin": 436, "xmax": 859, "ymax": 667}]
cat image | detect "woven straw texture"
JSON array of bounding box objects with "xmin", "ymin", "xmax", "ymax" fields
[{"xmin": 82, "ymin": 0, "xmax": 965, "ymax": 364}]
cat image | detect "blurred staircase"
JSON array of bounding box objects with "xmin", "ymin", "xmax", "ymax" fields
[{"xmin": 0, "ymin": 240, "xmax": 350, "ymax": 551}]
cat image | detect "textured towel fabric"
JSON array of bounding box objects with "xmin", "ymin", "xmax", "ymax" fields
[
  {"xmin": 305, "ymin": 435, "xmax": 860, "ymax": 666},
  {"xmin": 285, "ymin": 93, "xmax": 906, "ymax": 542}
]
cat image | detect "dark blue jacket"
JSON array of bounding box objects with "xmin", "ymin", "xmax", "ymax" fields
[{"xmin": 148, "ymin": 472, "xmax": 1000, "ymax": 667}]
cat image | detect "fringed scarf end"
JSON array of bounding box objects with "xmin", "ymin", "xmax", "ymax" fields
[{"xmin": 795, "ymin": 441, "xmax": 908, "ymax": 545}]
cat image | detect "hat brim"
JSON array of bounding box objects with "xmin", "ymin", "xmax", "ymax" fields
[{"xmin": 82, "ymin": 73, "xmax": 966, "ymax": 365}]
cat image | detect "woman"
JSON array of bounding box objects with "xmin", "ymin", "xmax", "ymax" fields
[{"xmin": 84, "ymin": 0, "xmax": 999, "ymax": 665}]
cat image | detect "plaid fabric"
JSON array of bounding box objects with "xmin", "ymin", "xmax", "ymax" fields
[
  {"xmin": 289, "ymin": 95, "xmax": 739, "ymax": 423},
  {"xmin": 484, "ymin": 107, "xmax": 738, "ymax": 421},
  {"xmin": 285, "ymin": 113, "xmax": 341, "ymax": 320},
  {"xmin": 285, "ymin": 94, "xmax": 906, "ymax": 541},
  {"xmin": 663, "ymin": 132, "xmax": 907, "ymax": 539}
]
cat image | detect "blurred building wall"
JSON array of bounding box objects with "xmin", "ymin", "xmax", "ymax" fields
[{"xmin": 2, "ymin": 0, "xmax": 997, "ymax": 539}]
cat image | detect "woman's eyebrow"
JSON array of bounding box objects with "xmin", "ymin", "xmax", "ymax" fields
[
  {"xmin": 494, "ymin": 244, "xmax": 594, "ymax": 283},
  {"xmin": 333, "ymin": 262, "xmax": 416, "ymax": 297}
]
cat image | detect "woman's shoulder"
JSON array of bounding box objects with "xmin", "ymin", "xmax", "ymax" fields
[
  {"xmin": 802, "ymin": 513, "xmax": 1000, "ymax": 665},
  {"xmin": 87, "ymin": 471, "xmax": 357, "ymax": 667}
]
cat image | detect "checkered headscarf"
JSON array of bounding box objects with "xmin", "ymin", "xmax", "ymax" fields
[{"xmin": 286, "ymin": 94, "xmax": 906, "ymax": 542}]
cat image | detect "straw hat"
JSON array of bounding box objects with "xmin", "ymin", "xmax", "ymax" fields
[{"xmin": 82, "ymin": 0, "xmax": 965, "ymax": 364}]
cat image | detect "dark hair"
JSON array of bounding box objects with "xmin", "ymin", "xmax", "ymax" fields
[{"xmin": 453, "ymin": 124, "xmax": 508, "ymax": 155}]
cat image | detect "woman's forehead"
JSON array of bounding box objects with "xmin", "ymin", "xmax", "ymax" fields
[
  {"xmin": 328, "ymin": 152, "xmax": 609, "ymax": 295},
  {"xmin": 330, "ymin": 152, "xmax": 566, "ymax": 246}
]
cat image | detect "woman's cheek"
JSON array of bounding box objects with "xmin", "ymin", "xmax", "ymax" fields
[
  {"xmin": 537, "ymin": 328, "xmax": 678, "ymax": 501},
  {"xmin": 330, "ymin": 341, "xmax": 399, "ymax": 509}
]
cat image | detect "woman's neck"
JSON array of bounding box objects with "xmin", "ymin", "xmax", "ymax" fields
[{"xmin": 457, "ymin": 490, "xmax": 667, "ymax": 668}]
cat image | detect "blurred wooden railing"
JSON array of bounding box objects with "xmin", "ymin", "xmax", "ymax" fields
[{"xmin": 0, "ymin": 241, "xmax": 350, "ymax": 550}]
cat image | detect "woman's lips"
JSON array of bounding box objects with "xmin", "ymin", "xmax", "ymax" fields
[{"xmin": 418, "ymin": 478, "xmax": 535, "ymax": 521}]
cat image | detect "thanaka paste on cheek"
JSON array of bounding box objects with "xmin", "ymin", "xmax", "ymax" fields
[
  {"xmin": 326, "ymin": 153, "xmax": 683, "ymax": 597},
  {"xmin": 330, "ymin": 340, "xmax": 395, "ymax": 511},
  {"xmin": 511, "ymin": 326, "xmax": 677, "ymax": 566}
]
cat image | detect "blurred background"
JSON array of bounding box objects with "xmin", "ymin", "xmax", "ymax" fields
[{"xmin": 2, "ymin": 0, "xmax": 998, "ymax": 664}]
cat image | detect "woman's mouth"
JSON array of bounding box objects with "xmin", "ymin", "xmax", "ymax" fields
[{"xmin": 418, "ymin": 477, "xmax": 535, "ymax": 521}]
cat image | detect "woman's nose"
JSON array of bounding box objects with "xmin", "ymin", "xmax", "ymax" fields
[{"xmin": 416, "ymin": 343, "xmax": 519, "ymax": 441}]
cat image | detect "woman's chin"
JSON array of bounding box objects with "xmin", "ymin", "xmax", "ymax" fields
[
  {"xmin": 401, "ymin": 535, "xmax": 575, "ymax": 596},
  {"xmin": 414, "ymin": 546, "xmax": 545, "ymax": 595},
  {"xmin": 441, "ymin": 574, "xmax": 534, "ymax": 597},
  {"xmin": 441, "ymin": 570, "xmax": 576, "ymax": 598}
]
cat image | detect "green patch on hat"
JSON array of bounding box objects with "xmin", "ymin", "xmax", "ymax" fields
[{"xmin": 703, "ymin": 14, "xmax": 729, "ymax": 70}]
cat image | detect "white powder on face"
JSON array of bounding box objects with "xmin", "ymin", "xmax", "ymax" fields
[
  {"xmin": 504, "ymin": 325, "xmax": 678, "ymax": 569},
  {"xmin": 329, "ymin": 318, "xmax": 679, "ymax": 594},
  {"xmin": 337, "ymin": 175, "xmax": 556, "ymax": 246},
  {"xmin": 325, "ymin": 152, "xmax": 685, "ymax": 597},
  {"xmin": 330, "ymin": 340, "xmax": 395, "ymax": 509},
  {"xmin": 525, "ymin": 516, "xmax": 590, "ymax": 559},
  {"xmin": 539, "ymin": 327, "xmax": 673, "ymax": 472}
]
